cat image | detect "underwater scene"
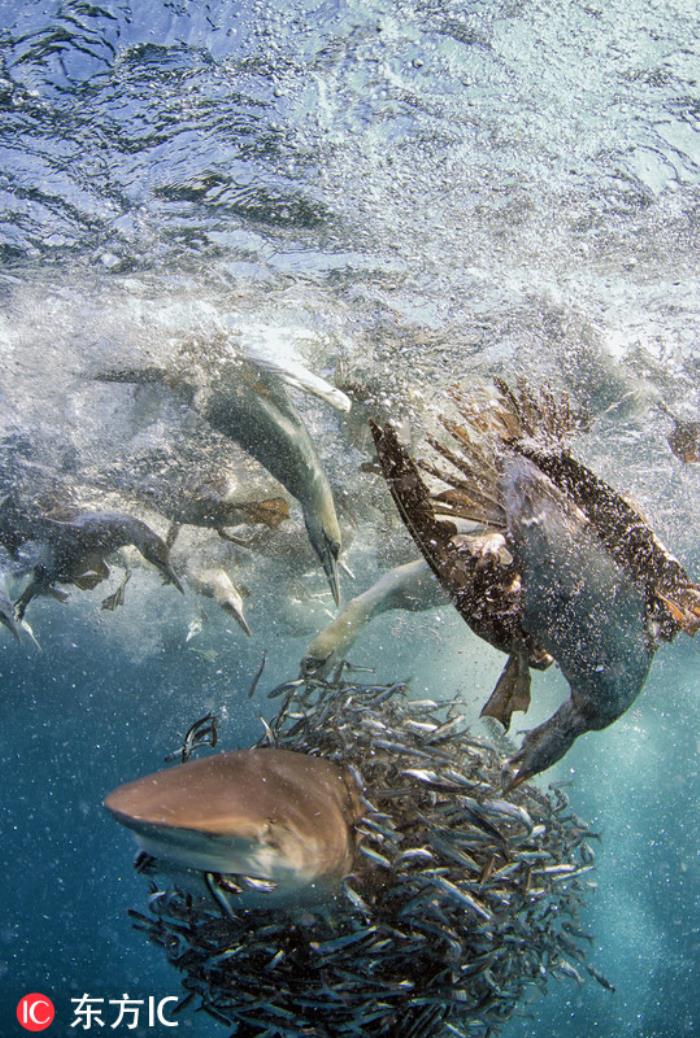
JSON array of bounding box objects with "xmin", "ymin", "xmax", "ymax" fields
[{"xmin": 0, "ymin": 0, "xmax": 698, "ymax": 1036}]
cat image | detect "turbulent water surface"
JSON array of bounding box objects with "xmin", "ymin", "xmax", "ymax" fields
[{"xmin": 0, "ymin": 1, "xmax": 698, "ymax": 1036}]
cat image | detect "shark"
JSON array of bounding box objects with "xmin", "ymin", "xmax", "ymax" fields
[{"xmin": 104, "ymin": 748, "xmax": 363, "ymax": 898}]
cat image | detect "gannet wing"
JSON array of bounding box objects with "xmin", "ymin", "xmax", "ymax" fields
[
  {"xmin": 248, "ymin": 351, "xmax": 351, "ymax": 412},
  {"xmin": 92, "ymin": 365, "xmax": 170, "ymax": 385}
]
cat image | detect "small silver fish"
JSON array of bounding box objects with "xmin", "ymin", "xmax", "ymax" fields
[
  {"xmin": 342, "ymin": 882, "xmax": 373, "ymax": 917},
  {"xmin": 358, "ymin": 845, "xmax": 393, "ymax": 870},
  {"xmin": 482, "ymin": 798, "xmax": 534, "ymax": 831},
  {"xmin": 535, "ymin": 864, "xmax": 577, "ymax": 876},
  {"xmin": 425, "ymin": 715, "xmax": 466, "ymax": 743},
  {"xmin": 185, "ymin": 615, "xmax": 203, "ymax": 642},
  {"xmin": 395, "ymin": 847, "xmax": 435, "ymax": 867},
  {"xmin": 426, "ymin": 833, "xmax": 481, "ymax": 874},
  {"xmin": 240, "ymin": 875, "xmax": 278, "ymax": 894},
  {"xmin": 401, "ymin": 768, "xmax": 457, "ymax": 788},
  {"xmin": 554, "ymin": 959, "xmax": 584, "ymax": 983},
  {"xmin": 428, "ymin": 876, "xmax": 493, "ymax": 921},
  {"xmin": 586, "ymin": 963, "xmax": 616, "ymax": 992},
  {"xmin": 204, "ymin": 946, "xmax": 244, "ymax": 966},
  {"xmin": 311, "ymin": 927, "xmax": 378, "ymax": 956},
  {"xmin": 264, "ymin": 949, "xmax": 286, "ymax": 970},
  {"xmin": 403, "ymin": 719, "xmax": 439, "ymax": 735}
]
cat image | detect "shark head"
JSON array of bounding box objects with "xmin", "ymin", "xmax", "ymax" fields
[{"xmin": 104, "ymin": 748, "xmax": 362, "ymax": 898}]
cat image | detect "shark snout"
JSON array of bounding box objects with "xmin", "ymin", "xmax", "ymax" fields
[{"xmin": 104, "ymin": 748, "xmax": 362, "ymax": 900}]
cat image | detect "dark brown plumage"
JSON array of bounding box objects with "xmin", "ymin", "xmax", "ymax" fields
[
  {"xmin": 370, "ymin": 380, "xmax": 700, "ymax": 783},
  {"xmin": 368, "ymin": 417, "xmax": 552, "ymax": 731},
  {"xmin": 658, "ymin": 401, "xmax": 700, "ymax": 465}
]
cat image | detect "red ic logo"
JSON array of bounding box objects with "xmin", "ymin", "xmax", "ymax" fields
[{"xmin": 16, "ymin": 994, "xmax": 55, "ymax": 1032}]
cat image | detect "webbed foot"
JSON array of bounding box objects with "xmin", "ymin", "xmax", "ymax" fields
[{"xmin": 480, "ymin": 651, "xmax": 531, "ymax": 731}]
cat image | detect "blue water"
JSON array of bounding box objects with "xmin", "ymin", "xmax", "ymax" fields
[{"xmin": 0, "ymin": 1, "xmax": 698, "ymax": 1036}]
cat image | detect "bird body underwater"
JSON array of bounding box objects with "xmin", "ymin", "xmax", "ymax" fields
[
  {"xmin": 370, "ymin": 379, "xmax": 700, "ymax": 784},
  {"xmin": 0, "ymin": 505, "xmax": 182, "ymax": 621},
  {"xmin": 95, "ymin": 346, "xmax": 348, "ymax": 605}
]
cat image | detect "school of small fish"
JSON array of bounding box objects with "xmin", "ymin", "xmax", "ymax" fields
[{"xmin": 128, "ymin": 673, "xmax": 610, "ymax": 1037}]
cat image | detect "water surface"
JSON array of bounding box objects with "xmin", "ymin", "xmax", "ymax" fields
[{"xmin": 0, "ymin": 1, "xmax": 698, "ymax": 1036}]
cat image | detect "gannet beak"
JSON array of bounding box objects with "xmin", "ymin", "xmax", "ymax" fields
[
  {"xmin": 501, "ymin": 761, "xmax": 529, "ymax": 792},
  {"xmin": 162, "ymin": 564, "xmax": 185, "ymax": 594},
  {"xmin": 0, "ymin": 604, "xmax": 20, "ymax": 642},
  {"xmin": 300, "ymin": 654, "xmax": 331, "ymax": 680},
  {"xmin": 303, "ymin": 513, "xmax": 341, "ymax": 607},
  {"xmin": 223, "ymin": 600, "xmax": 252, "ymax": 637},
  {"xmin": 325, "ymin": 556, "xmax": 341, "ymax": 607},
  {"xmin": 317, "ymin": 533, "xmax": 341, "ymax": 607}
]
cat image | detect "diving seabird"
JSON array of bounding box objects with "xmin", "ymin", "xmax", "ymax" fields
[
  {"xmin": 302, "ymin": 559, "xmax": 449, "ymax": 676},
  {"xmin": 370, "ymin": 380, "xmax": 700, "ymax": 783},
  {"xmin": 95, "ymin": 346, "xmax": 349, "ymax": 604},
  {"xmin": 1, "ymin": 508, "xmax": 183, "ymax": 619},
  {"xmin": 183, "ymin": 563, "xmax": 251, "ymax": 637}
]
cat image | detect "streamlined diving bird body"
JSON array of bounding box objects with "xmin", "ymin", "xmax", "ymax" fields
[
  {"xmin": 502, "ymin": 454, "xmax": 655, "ymax": 782},
  {"xmin": 370, "ymin": 380, "xmax": 700, "ymax": 783},
  {"xmin": 0, "ymin": 506, "xmax": 182, "ymax": 619},
  {"xmin": 183, "ymin": 562, "xmax": 251, "ymax": 637},
  {"xmin": 302, "ymin": 559, "xmax": 449, "ymax": 677},
  {"xmin": 96, "ymin": 347, "xmax": 347, "ymax": 604}
]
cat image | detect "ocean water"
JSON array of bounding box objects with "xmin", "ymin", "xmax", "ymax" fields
[{"xmin": 0, "ymin": 1, "xmax": 698, "ymax": 1036}]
